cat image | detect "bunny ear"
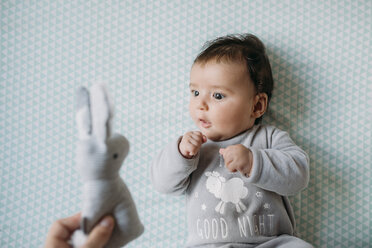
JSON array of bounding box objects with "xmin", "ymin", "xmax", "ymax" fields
[
  {"xmin": 76, "ymin": 86, "xmax": 92, "ymax": 139},
  {"xmin": 90, "ymin": 83, "xmax": 113, "ymax": 142}
]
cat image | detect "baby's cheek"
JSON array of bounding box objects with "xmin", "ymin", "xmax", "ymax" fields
[{"xmin": 189, "ymin": 106, "xmax": 198, "ymax": 122}]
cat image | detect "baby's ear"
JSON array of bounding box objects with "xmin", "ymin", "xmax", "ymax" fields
[
  {"xmin": 76, "ymin": 86, "xmax": 92, "ymax": 139},
  {"xmin": 252, "ymin": 93, "xmax": 268, "ymax": 119},
  {"xmin": 90, "ymin": 83, "xmax": 113, "ymax": 142}
]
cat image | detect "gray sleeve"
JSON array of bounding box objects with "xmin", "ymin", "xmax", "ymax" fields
[
  {"xmin": 151, "ymin": 137, "xmax": 199, "ymax": 195},
  {"xmin": 245, "ymin": 128, "xmax": 310, "ymax": 196}
]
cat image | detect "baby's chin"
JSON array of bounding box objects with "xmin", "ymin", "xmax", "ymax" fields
[
  {"xmin": 203, "ymin": 131, "xmax": 230, "ymax": 142},
  {"xmin": 202, "ymin": 128, "xmax": 250, "ymax": 142}
]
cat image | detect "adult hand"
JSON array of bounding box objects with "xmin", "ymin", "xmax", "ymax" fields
[{"xmin": 44, "ymin": 212, "xmax": 114, "ymax": 248}]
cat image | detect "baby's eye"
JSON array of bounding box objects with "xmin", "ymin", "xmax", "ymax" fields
[
  {"xmin": 191, "ymin": 90, "xmax": 199, "ymax": 97},
  {"xmin": 213, "ymin": 92, "xmax": 225, "ymax": 100}
]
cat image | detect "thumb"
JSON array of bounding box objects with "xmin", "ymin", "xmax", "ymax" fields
[
  {"xmin": 202, "ymin": 135, "xmax": 207, "ymax": 143},
  {"xmin": 82, "ymin": 216, "xmax": 114, "ymax": 248}
]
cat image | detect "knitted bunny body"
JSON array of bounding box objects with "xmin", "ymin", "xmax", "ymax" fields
[{"xmin": 72, "ymin": 84, "xmax": 143, "ymax": 247}]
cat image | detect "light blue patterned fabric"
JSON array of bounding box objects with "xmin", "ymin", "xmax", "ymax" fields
[{"xmin": 0, "ymin": 1, "xmax": 370, "ymax": 247}]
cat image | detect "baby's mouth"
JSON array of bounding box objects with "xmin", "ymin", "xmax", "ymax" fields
[{"xmin": 199, "ymin": 119, "xmax": 211, "ymax": 128}]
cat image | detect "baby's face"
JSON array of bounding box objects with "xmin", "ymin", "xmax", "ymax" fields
[{"xmin": 189, "ymin": 60, "xmax": 257, "ymax": 141}]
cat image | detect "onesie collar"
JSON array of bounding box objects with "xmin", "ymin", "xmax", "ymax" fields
[{"xmin": 206, "ymin": 125, "xmax": 260, "ymax": 147}]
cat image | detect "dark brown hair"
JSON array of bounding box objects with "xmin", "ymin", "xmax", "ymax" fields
[{"xmin": 194, "ymin": 34, "xmax": 274, "ymax": 124}]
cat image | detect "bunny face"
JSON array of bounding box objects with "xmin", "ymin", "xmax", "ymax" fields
[
  {"xmin": 106, "ymin": 133, "xmax": 130, "ymax": 169},
  {"xmin": 75, "ymin": 84, "xmax": 129, "ymax": 181},
  {"xmin": 76, "ymin": 133, "xmax": 129, "ymax": 180}
]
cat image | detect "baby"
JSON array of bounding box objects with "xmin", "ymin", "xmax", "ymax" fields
[{"xmin": 151, "ymin": 34, "xmax": 313, "ymax": 248}]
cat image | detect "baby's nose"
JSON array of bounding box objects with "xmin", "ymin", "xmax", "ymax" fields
[{"xmin": 198, "ymin": 100, "xmax": 208, "ymax": 111}]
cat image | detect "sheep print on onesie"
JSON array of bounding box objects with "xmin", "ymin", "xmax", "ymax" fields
[{"xmin": 151, "ymin": 125, "xmax": 310, "ymax": 247}]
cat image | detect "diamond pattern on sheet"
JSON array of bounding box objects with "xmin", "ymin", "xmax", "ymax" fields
[{"xmin": 0, "ymin": 1, "xmax": 371, "ymax": 247}]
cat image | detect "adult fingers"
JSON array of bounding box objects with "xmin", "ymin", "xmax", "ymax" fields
[
  {"xmin": 50, "ymin": 213, "xmax": 81, "ymax": 240},
  {"xmin": 44, "ymin": 213, "xmax": 81, "ymax": 248},
  {"xmin": 58, "ymin": 213, "xmax": 81, "ymax": 234},
  {"xmin": 82, "ymin": 216, "xmax": 114, "ymax": 248},
  {"xmin": 44, "ymin": 238, "xmax": 70, "ymax": 248}
]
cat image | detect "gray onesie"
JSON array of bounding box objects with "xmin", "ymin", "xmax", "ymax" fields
[{"xmin": 151, "ymin": 125, "xmax": 313, "ymax": 248}]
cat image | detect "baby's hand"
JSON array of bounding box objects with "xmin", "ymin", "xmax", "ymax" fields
[
  {"xmin": 179, "ymin": 131, "xmax": 207, "ymax": 159},
  {"xmin": 219, "ymin": 144, "xmax": 253, "ymax": 177}
]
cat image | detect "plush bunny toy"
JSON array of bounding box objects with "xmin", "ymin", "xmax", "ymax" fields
[{"xmin": 71, "ymin": 83, "xmax": 144, "ymax": 247}]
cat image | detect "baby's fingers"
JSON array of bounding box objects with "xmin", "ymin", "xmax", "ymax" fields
[
  {"xmin": 219, "ymin": 147, "xmax": 237, "ymax": 172},
  {"xmin": 219, "ymin": 148, "xmax": 225, "ymax": 156},
  {"xmin": 189, "ymin": 133, "xmax": 206, "ymax": 146},
  {"xmin": 185, "ymin": 142, "xmax": 200, "ymax": 157}
]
